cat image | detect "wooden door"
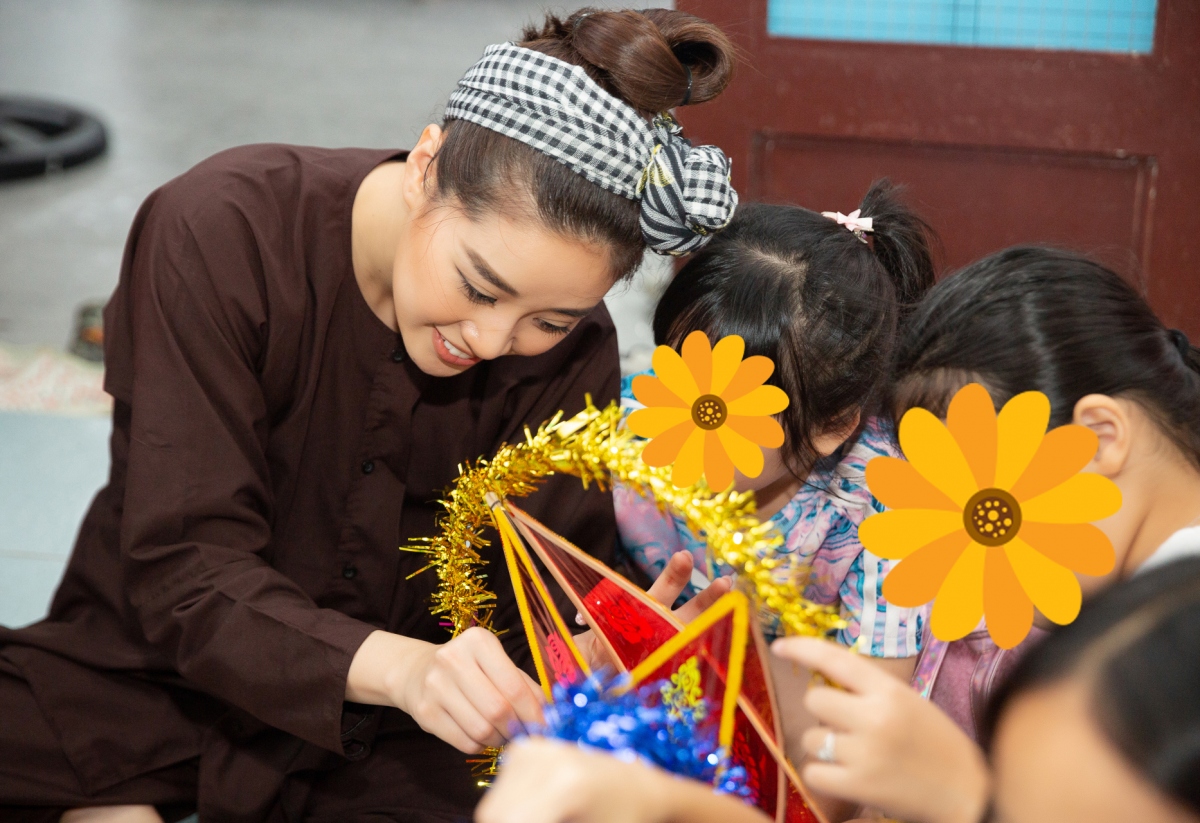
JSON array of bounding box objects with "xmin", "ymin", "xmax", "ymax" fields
[{"xmin": 678, "ymin": 0, "xmax": 1200, "ymax": 335}]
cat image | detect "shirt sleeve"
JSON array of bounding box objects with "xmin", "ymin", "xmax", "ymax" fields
[
  {"xmin": 833, "ymin": 541, "xmax": 925, "ymax": 658},
  {"xmin": 613, "ymin": 481, "xmax": 692, "ymax": 584},
  {"xmin": 117, "ymin": 186, "xmax": 376, "ymax": 755}
]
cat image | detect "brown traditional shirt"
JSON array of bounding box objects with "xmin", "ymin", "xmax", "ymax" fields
[{"xmin": 0, "ymin": 145, "xmax": 620, "ymax": 818}]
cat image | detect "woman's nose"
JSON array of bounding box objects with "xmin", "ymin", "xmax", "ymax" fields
[{"xmin": 460, "ymin": 320, "xmax": 513, "ymax": 360}]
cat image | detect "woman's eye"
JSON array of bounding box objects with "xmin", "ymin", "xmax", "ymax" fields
[
  {"xmin": 459, "ymin": 275, "xmax": 496, "ymax": 307},
  {"xmin": 536, "ymin": 319, "xmax": 571, "ymax": 336}
]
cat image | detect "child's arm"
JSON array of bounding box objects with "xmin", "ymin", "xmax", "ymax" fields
[
  {"xmin": 773, "ymin": 637, "xmax": 990, "ymax": 823},
  {"xmin": 476, "ymin": 738, "xmax": 771, "ymax": 823}
]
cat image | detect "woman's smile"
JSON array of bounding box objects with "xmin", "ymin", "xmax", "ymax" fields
[{"xmin": 433, "ymin": 327, "xmax": 482, "ymax": 369}]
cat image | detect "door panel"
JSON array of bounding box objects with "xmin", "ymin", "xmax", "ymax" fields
[
  {"xmin": 756, "ymin": 135, "xmax": 1155, "ymax": 275},
  {"xmin": 678, "ymin": 0, "xmax": 1200, "ymax": 335}
]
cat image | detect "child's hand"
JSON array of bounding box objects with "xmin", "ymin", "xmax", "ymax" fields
[
  {"xmin": 772, "ymin": 637, "xmax": 990, "ymax": 823},
  {"xmin": 476, "ymin": 738, "xmax": 670, "ymax": 823},
  {"xmin": 348, "ymin": 628, "xmax": 544, "ymax": 753},
  {"xmin": 574, "ymin": 551, "xmax": 731, "ymax": 670},
  {"xmin": 476, "ymin": 737, "xmax": 771, "ymax": 823}
]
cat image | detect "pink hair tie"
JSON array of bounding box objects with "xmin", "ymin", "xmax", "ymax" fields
[{"xmin": 822, "ymin": 208, "xmax": 874, "ymax": 243}]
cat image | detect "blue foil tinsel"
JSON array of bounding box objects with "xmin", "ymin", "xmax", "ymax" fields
[{"xmin": 520, "ymin": 672, "xmax": 755, "ymax": 803}]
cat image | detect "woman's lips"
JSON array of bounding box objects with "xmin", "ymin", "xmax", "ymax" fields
[{"xmin": 433, "ymin": 327, "xmax": 480, "ymax": 368}]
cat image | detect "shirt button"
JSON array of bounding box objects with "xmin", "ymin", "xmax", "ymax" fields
[
  {"xmin": 361, "ymin": 459, "xmax": 375, "ymax": 475},
  {"xmin": 391, "ymin": 348, "xmax": 406, "ymax": 363},
  {"xmin": 342, "ymin": 564, "xmax": 358, "ymax": 580}
]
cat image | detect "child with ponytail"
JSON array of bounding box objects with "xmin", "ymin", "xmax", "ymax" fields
[{"xmin": 616, "ymin": 180, "xmax": 937, "ymax": 673}]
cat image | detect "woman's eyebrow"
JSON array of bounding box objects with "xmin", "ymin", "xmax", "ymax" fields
[
  {"xmin": 466, "ymin": 248, "xmax": 597, "ymax": 318},
  {"xmin": 466, "ymin": 249, "xmax": 519, "ymax": 297}
]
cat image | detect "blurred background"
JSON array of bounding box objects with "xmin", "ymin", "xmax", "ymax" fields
[{"xmin": 1, "ymin": 0, "xmax": 1197, "ymax": 627}]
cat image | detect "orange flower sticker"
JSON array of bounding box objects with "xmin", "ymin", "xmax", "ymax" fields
[
  {"xmin": 627, "ymin": 331, "xmax": 789, "ymax": 491},
  {"xmin": 861, "ymin": 383, "xmax": 1122, "ymax": 649}
]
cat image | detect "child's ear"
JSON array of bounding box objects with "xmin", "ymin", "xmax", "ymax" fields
[
  {"xmin": 402, "ymin": 123, "xmax": 445, "ymax": 213},
  {"xmin": 1072, "ymin": 394, "xmax": 1132, "ymax": 477},
  {"xmin": 812, "ymin": 409, "xmax": 862, "ymax": 457}
]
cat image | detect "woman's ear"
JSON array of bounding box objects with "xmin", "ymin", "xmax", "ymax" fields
[
  {"xmin": 402, "ymin": 123, "xmax": 444, "ymax": 213},
  {"xmin": 1073, "ymin": 394, "xmax": 1132, "ymax": 477},
  {"xmin": 812, "ymin": 409, "xmax": 862, "ymax": 457}
]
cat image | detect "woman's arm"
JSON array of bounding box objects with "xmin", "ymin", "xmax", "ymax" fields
[
  {"xmin": 475, "ymin": 738, "xmax": 771, "ymax": 823},
  {"xmin": 773, "ymin": 637, "xmax": 990, "ymax": 823}
]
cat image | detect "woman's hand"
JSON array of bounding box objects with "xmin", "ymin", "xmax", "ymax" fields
[
  {"xmin": 476, "ymin": 738, "xmax": 771, "ymax": 823},
  {"xmin": 772, "ymin": 637, "xmax": 990, "ymax": 823},
  {"xmin": 575, "ymin": 551, "xmax": 731, "ymax": 670},
  {"xmin": 347, "ymin": 627, "xmax": 544, "ymax": 753}
]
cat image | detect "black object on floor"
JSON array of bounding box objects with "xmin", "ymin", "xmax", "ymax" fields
[
  {"xmin": 0, "ymin": 96, "xmax": 108, "ymax": 181},
  {"xmin": 69, "ymin": 302, "xmax": 105, "ymax": 363}
]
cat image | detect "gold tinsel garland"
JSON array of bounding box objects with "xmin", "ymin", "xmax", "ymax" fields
[{"xmin": 404, "ymin": 400, "xmax": 844, "ymax": 640}]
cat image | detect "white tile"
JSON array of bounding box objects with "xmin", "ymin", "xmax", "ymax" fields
[
  {"xmin": 0, "ymin": 411, "xmax": 111, "ymax": 557},
  {"xmin": 0, "ymin": 552, "xmax": 69, "ymax": 628}
]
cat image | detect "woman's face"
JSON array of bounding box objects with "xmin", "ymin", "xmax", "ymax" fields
[
  {"xmin": 990, "ymin": 679, "xmax": 1195, "ymax": 823},
  {"xmin": 393, "ymin": 204, "xmax": 615, "ymax": 378}
]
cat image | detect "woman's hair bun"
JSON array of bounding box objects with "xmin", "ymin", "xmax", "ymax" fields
[{"xmin": 520, "ymin": 7, "xmax": 737, "ymax": 116}]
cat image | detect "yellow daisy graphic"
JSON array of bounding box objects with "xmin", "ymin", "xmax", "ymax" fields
[
  {"xmin": 627, "ymin": 331, "xmax": 789, "ymax": 491},
  {"xmin": 860, "ymin": 383, "xmax": 1122, "ymax": 649}
]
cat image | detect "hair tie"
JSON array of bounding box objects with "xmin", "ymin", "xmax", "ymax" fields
[
  {"xmin": 679, "ymin": 65, "xmax": 693, "ymax": 106},
  {"xmin": 572, "ymin": 10, "xmax": 594, "ymax": 31},
  {"xmin": 821, "ymin": 209, "xmax": 874, "ymax": 243},
  {"xmin": 1170, "ymin": 329, "xmax": 1192, "ymax": 359}
]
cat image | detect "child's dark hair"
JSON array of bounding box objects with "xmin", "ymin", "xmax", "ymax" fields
[
  {"xmin": 431, "ymin": 8, "xmax": 737, "ymax": 280},
  {"xmin": 982, "ymin": 556, "xmax": 1200, "ymax": 815},
  {"xmin": 895, "ymin": 247, "xmax": 1200, "ymax": 470},
  {"xmin": 652, "ymin": 181, "xmax": 936, "ymax": 477}
]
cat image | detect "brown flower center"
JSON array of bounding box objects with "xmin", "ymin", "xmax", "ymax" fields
[
  {"xmin": 963, "ymin": 488, "xmax": 1022, "ymax": 547},
  {"xmin": 691, "ymin": 394, "xmax": 727, "ymax": 430}
]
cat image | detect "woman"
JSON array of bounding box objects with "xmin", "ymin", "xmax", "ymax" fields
[{"xmin": 0, "ymin": 8, "xmax": 739, "ymax": 821}]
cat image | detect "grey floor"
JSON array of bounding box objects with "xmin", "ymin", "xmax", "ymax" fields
[{"xmin": 0, "ymin": 0, "xmax": 669, "ymax": 628}]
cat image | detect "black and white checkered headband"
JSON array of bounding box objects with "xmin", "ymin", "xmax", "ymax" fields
[{"xmin": 444, "ymin": 42, "xmax": 738, "ymax": 256}]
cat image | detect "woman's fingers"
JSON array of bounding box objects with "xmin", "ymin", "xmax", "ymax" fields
[
  {"xmin": 453, "ymin": 628, "xmax": 545, "ymax": 734},
  {"xmin": 772, "ymin": 636, "xmax": 893, "ymax": 695},
  {"xmin": 421, "ymin": 699, "xmax": 491, "ymax": 754},
  {"xmin": 423, "ymin": 627, "xmax": 544, "ymax": 748},
  {"xmin": 472, "ymin": 635, "xmax": 546, "ymax": 727},
  {"xmin": 435, "ymin": 678, "xmax": 507, "ymax": 750}
]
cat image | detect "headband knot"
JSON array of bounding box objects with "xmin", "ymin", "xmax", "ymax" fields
[
  {"xmin": 637, "ymin": 115, "xmax": 736, "ymax": 255},
  {"xmin": 821, "ymin": 209, "xmax": 874, "ymax": 242},
  {"xmin": 444, "ymin": 43, "xmax": 737, "ymax": 256}
]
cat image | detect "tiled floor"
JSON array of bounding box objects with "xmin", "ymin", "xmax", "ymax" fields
[
  {"xmin": 0, "ymin": 0, "xmax": 670, "ymax": 628},
  {"xmin": 0, "ymin": 411, "xmax": 111, "ymax": 626}
]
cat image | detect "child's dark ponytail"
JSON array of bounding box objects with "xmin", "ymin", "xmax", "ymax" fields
[
  {"xmin": 895, "ymin": 247, "xmax": 1200, "ymax": 471},
  {"xmin": 652, "ymin": 181, "xmax": 937, "ymax": 478},
  {"xmin": 858, "ymin": 180, "xmax": 937, "ymax": 318}
]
